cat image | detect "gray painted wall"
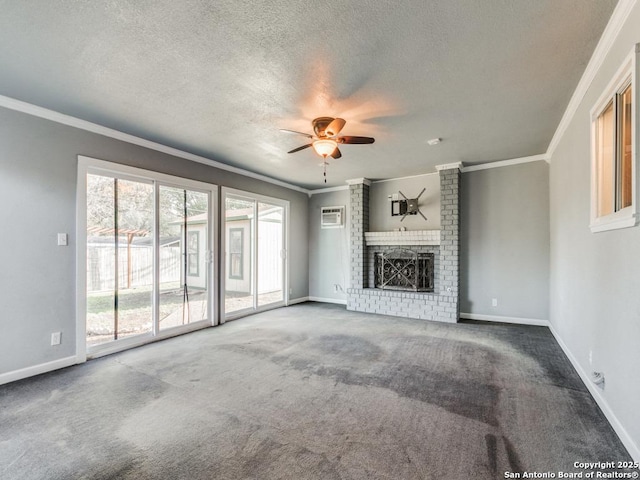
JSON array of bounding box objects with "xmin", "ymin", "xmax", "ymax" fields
[
  {"xmin": 461, "ymin": 162, "xmax": 550, "ymax": 320},
  {"xmin": 0, "ymin": 106, "xmax": 309, "ymax": 374},
  {"xmin": 549, "ymin": 2, "xmax": 640, "ymax": 455},
  {"xmin": 308, "ymin": 190, "xmax": 350, "ymax": 302},
  {"xmin": 369, "ymin": 174, "xmax": 441, "ymax": 232}
]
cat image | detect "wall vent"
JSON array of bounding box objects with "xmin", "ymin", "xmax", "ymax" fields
[{"xmin": 321, "ymin": 206, "xmax": 344, "ymax": 228}]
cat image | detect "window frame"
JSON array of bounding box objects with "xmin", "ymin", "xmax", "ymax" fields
[
  {"xmin": 228, "ymin": 227, "xmax": 244, "ymax": 280},
  {"xmin": 187, "ymin": 230, "xmax": 200, "ymax": 277},
  {"xmin": 589, "ymin": 46, "xmax": 638, "ymax": 233}
]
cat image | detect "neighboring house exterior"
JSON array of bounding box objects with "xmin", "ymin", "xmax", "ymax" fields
[
  {"xmin": 224, "ymin": 206, "xmax": 283, "ymax": 296},
  {"xmin": 86, "ymin": 206, "xmax": 283, "ymax": 297}
]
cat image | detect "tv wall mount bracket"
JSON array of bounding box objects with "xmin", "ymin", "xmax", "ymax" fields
[{"xmin": 391, "ymin": 188, "xmax": 427, "ymax": 222}]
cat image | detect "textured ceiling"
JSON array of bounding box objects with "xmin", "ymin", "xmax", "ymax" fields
[{"xmin": 0, "ymin": 0, "xmax": 618, "ymax": 189}]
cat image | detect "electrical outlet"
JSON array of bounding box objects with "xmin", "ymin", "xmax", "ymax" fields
[
  {"xmin": 491, "ymin": 298, "xmax": 498, "ymax": 307},
  {"xmin": 589, "ymin": 350, "xmax": 593, "ymax": 366},
  {"xmin": 51, "ymin": 332, "xmax": 61, "ymax": 346},
  {"xmin": 591, "ymin": 371, "xmax": 605, "ymax": 389}
]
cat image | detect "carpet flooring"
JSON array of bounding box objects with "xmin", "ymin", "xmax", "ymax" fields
[{"xmin": 0, "ymin": 303, "xmax": 632, "ymax": 479}]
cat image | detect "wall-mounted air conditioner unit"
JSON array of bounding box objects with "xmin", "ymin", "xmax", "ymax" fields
[{"xmin": 321, "ymin": 206, "xmax": 344, "ymax": 228}]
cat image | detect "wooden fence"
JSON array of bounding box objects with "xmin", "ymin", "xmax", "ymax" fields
[{"xmin": 87, "ymin": 244, "xmax": 180, "ymax": 292}]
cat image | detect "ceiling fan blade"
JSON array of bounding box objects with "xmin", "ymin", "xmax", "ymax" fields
[
  {"xmin": 331, "ymin": 147, "xmax": 342, "ymax": 159},
  {"xmin": 280, "ymin": 129, "xmax": 313, "ymax": 139},
  {"xmin": 287, "ymin": 144, "xmax": 312, "ymax": 154},
  {"xmin": 325, "ymin": 118, "xmax": 346, "ymax": 137},
  {"xmin": 339, "ymin": 136, "xmax": 375, "ymax": 144}
]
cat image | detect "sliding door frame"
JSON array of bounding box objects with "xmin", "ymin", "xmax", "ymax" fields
[
  {"xmin": 220, "ymin": 187, "xmax": 289, "ymax": 322},
  {"xmin": 76, "ymin": 156, "xmax": 218, "ymax": 362}
]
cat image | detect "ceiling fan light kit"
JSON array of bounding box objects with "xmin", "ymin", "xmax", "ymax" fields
[
  {"xmin": 325, "ymin": 117, "xmax": 346, "ymax": 137},
  {"xmin": 282, "ymin": 117, "xmax": 375, "ymax": 183},
  {"xmin": 312, "ymin": 139, "xmax": 338, "ymax": 157}
]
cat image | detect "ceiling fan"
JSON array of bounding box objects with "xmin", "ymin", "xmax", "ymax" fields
[{"xmin": 281, "ymin": 117, "xmax": 375, "ymax": 182}]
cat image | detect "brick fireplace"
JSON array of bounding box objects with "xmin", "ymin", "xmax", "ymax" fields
[{"xmin": 346, "ymin": 164, "xmax": 461, "ymax": 322}]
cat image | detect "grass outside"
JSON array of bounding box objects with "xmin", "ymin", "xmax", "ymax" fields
[
  {"xmin": 87, "ymin": 283, "xmax": 207, "ymax": 346},
  {"xmin": 86, "ymin": 285, "xmax": 283, "ymax": 346},
  {"xmin": 88, "ymin": 283, "xmax": 183, "ymax": 313}
]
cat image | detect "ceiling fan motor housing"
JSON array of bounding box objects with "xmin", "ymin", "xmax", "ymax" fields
[{"xmin": 312, "ymin": 117, "xmax": 335, "ymax": 137}]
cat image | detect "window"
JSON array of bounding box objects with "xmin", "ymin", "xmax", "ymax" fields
[
  {"xmin": 188, "ymin": 231, "xmax": 200, "ymax": 277},
  {"xmin": 229, "ymin": 228, "xmax": 244, "ymax": 279},
  {"xmin": 590, "ymin": 47, "xmax": 637, "ymax": 232}
]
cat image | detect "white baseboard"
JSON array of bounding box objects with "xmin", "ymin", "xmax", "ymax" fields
[
  {"xmin": 308, "ymin": 296, "xmax": 347, "ymax": 305},
  {"xmin": 462, "ymin": 312, "xmax": 639, "ymax": 460},
  {"xmin": 460, "ymin": 312, "xmax": 550, "ymax": 327},
  {"xmin": 548, "ymin": 325, "xmax": 640, "ymax": 463},
  {"xmin": 0, "ymin": 356, "xmax": 77, "ymax": 386},
  {"xmin": 288, "ymin": 296, "xmax": 309, "ymax": 305}
]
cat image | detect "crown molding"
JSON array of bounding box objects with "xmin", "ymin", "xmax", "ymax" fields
[
  {"xmin": 0, "ymin": 94, "xmax": 310, "ymax": 195},
  {"xmin": 314, "ymin": 158, "xmax": 551, "ymax": 191},
  {"xmin": 546, "ymin": 0, "xmax": 638, "ymax": 158},
  {"xmin": 372, "ymin": 171, "xmax": 439, "ymax": 184},
  {"xmin": 345, "ymin": 178, "xmax": 372, "ymax": 186},
  {"xmin": 307, "ymin": 185, "xmax": 350, "ymax": 196},
  {"xmin": 435, "ymin": 162, "xmax": 463, "ymax": 171},
  {"xmin": 461, "ymin": 154, "xmax": 548, "ymax": 173}
]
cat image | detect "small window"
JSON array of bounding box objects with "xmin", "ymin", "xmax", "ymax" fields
[
  {"xmin": 187, "ymin": 231, "xmax": 199, "ymax": 277},
  {"xmin": 590, "ymin": 47, "xmax": 637, "ymax": 232},
  {"xmin": 229, "ymin": 228, "xmax": 244, "ymax": 279}
]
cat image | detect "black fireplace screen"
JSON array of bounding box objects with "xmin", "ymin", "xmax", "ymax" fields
[{"xmin": 374, "ymin": 249, "xmax": 434, "ymax": 292}]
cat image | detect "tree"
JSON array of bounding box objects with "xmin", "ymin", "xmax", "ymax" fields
[{"xmin": 87, "ymin": 175, "xmax": 209, "ymax": 239}]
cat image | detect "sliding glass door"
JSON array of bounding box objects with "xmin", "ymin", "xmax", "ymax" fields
[
  {"xmin": 81, "ymin": 157, "xmax": 216, "ymax": 356},
  {"xmin": 257, "ymin": 202, "xmax": 284, "ymax": 307},
  {"xmin": 224, "ymin": 195, "xmax": 255, "ymax": 315},
  {"xmin": 86, "ymin": 174, "xmax": 155, "ymax": 347},
  {"xmin": 223, "ymin": 190, "xmax": 287, "ymax": 318},
  {"xmin": 158, "ymin": 185, "xmax": 210, "ymax": 329}
]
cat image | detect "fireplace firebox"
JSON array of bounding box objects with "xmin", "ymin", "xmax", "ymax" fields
[{"xmin": 374, "ymin": 249, "xmax": 434, "ymax": 292}]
